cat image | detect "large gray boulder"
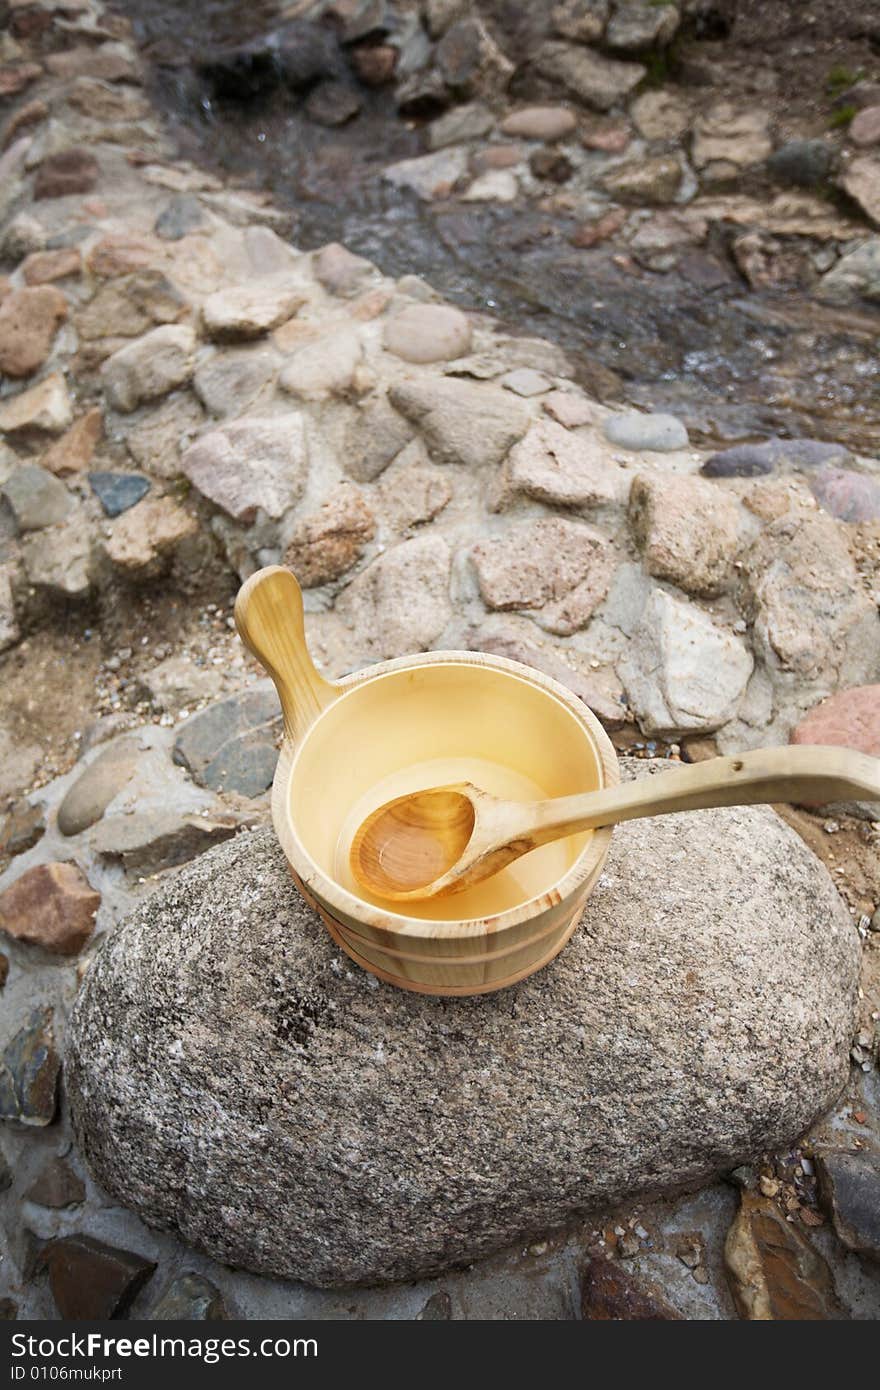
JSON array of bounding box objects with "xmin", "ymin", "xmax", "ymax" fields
[{"xmin": 66, "ymin": 772, "xmax": 859, "ymax": 1287}]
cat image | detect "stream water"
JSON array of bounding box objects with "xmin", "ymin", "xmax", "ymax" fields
[{"xmin": 109, "ymin": 0, "xmax": 880, "ymax": 452}]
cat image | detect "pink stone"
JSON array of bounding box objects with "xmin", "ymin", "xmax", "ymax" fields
[
  {"xmin": 850, "ymin": 106, "xmax": 880, "ymax": 148},
  {"xmin": 791, "ymin": 686, "xmax": 880, "ymax": 756}
]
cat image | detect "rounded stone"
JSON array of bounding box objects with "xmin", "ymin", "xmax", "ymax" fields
[
  {"xmin": 499, "ymin": 106, "xmax": 577, "ymax": 141},
  {"xmin": 67, "ymin": 790, "xmax": 859, "ymax": 1287},
  {"xmin": 791, "ymin": 685, "xmax": 880, "ymax": 757},
  {"xmin": 382, "ymin": 304, "xmax": 472, "ymax": 364},
  {"xmin": 850, "ymin": 105, "xmax": 880, "ymax": 148},
  {"xmin": 57, "ymin": 738, "xmax": 142, "ymax": 836},
  {"xmin": 603, "ymin": 411, "xmax": 688, "ymax": 452}
]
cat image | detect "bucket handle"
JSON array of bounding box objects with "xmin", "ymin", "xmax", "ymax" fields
[{"xmin": 234, "ymin": 566, "xmax": 339, "ymax": 744}]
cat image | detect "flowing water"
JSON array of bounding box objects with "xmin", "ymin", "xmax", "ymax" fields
[{"xmin": 109, "ymin": 0, "xmax": 880, "ymax": 451}]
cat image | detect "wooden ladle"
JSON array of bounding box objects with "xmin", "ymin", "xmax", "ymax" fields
[{"xmin": 349, "ymin": 745, "xmax": 880, "ymax": 902}]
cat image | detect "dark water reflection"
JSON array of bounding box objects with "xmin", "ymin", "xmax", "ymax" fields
[{"xmin": 109, "ymin": 0, "xmax": 880, "ymax": 452}]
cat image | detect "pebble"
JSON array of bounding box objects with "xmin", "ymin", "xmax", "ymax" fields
[
  {"xmin": 41, "ymin": 407, "xmax": 103, "ymax": 476},
  {"xmin": 21, "ymin": 519, "xmax": 92, "ymax": 597},
  {"xmin": 603, "ymin": 411, "xmax": 688, "ymax": 453},
  {"xmin": 21, "ymin": 247, "xmax": 81, "ymax": 285},
  {"xmin": 102, "ymin": 324, "xmax": 196, "ymax": 413},
  {"xmin": 201, "ymin": 280, "xmax": 304, "ymax": 341},
  {"xmin": 0, "ymin": 1007, "xmax": 60, "ymax": 1125},
  {"xmin": 767, "ymin": 139, "xmax": 834, "ymax": 188},
  {"xmin": 103, "ymin": 495, "xmax": 197, "ymax": 576},
  {"xmin": 427, "ymin": 103, "xmax": 494, "ymax": 149},
  {"xmin": 24, "ymin": 1158, "xmax": 85, "ymax": 1210},
  {"xmin": 507, "ymin": 417, "xmax": 628, "ymax": 509},
  {"xmin": 33, "ymin": 147, "xmax": 99, "ymax": 199},
  {"xmin": 180, "ymin": 414, "xmax": 307, "ymax": 522},
  {"xmin": 40, "ymin": 1236, "xmax": 156, "ymax": 1320},
  {"xmin": 0, "ymin": 285, "xmax": 68, "ymax": 378},
  {"xmin": 850, "ymin": 106, "xmax": 880, "ymax": 148},
  {"xmin": 389, "ymin": 376, "xmax": 529, "ymax": 469},
  {"xmin": 312, "ymin": 242, "xmax": 376, "ymax": 297},
  {"xmin": 89, "ymin": 471, "xmax": 151, "ymax": 518},
  {"xmin": 0, "ymin": 800, "xmax": 46, "ymax": 858},
  {"xmin": 278, "ymin": 325, "xmax": 363, "ymax": 400},
  {"xmin": 173, "ymin": 685, "xmax": 282, "ymax": 797},
  {"xmin": 284, "ymin": 484, "xmax": 375, "ymax": 587},
  {"xmin": 814, "ymin": 1150, "xmax": 880, "ymax": 1263},
  {"xmin": 305, "ymin": 79, "xmax": 362, "ymax": 127},
  {"xmin": 500, "ymin": 367, "xmax": 551, "ymax": 397},
  {"xmin": 383, "ymin": 303, "xmax": 471, "ymax": 363},
  {"xmin": 472, "ymin": 516, "xmax": 614, "ymax": 635},
  {"xmin": 0, "ymin": 860, "xmax": 100, "ymax": 955},
  {"xmin": 702, "ymin": 438, "xmax": 851, "ymax": 478},
  {"xmin": 461, "ymin": 170, "xmax": 518, "ymax": 202},
  {"xmin": 499, "ymin": 106, "xmax": 576, "ymax": 141},
  {"xmin": 57, "ymin": 737, "xmax": 142, "ymax": 836},
  {"xmin": 629, "ymin": 472, "xmax": 740, "ymax": 598},
  {"xmin": 383, "ymin": 147, "xmax": 468, "ymax": 201},
  {"xmin": 1, "ymin": 464, "xmax": 72, "ymax": 530},
  {"xmin": 154, "ymin": 193, "xmax": 205, "ymax": 240},
  {"xmin": 148, "ymin": 1274, "xmax": 227, "ymax": 1321},
  {"xmin": 193, "ymin": 346, "xmax": 279, "ymax": 417},
  {"xmin": 809, "ymin": 467, "xmax": 880, "ymax": 523},
  {"xmin": 790, "ymin": 685, "xmax": 880, "ymax": 758}
]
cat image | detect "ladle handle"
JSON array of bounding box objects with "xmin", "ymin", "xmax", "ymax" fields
[
  {"xmin": 523, "ymin": 745, "xmax": 880, "ymax": 844},
  {"xmin": 234, "ymin": 566, "xmax": 338, "ymax": 743}
]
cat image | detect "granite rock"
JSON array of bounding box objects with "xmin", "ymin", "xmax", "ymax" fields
[
  {"xmin": 335, "ymin": 533, "xmax": 452, "ymax": 659},
  {"xmin": 181, "ymin": 416, "xmax": 308, "ymax": 523},
  {"xmin": 388, "ymin": 378, "xmax": 528, "ymax": 468},
  {"xmin": 629, "ymin": 473, "xmax": 740, "ymax": 598},
  {"xmin": 102, "ymin": 325, "xmax": 196, "ymax": 413},
  {"xmin": 66, "ymin": 797, "xmax": 859, "ymax": 1286},
  {"xmin": 0, "ymin": 861, "xmax": 99, "ymax": 956},
  {"xmin": 620, "ymin": 588, "xmax": 753, "ymax": 735}
]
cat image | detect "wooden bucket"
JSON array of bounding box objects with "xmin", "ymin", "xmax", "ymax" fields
[{"xmin": 235, "ymin": 567, "xmax": 619, "ymax": 996}]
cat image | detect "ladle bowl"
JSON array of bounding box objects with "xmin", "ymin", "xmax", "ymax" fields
[{"xmin": 234, "ymin": 566, "xmax": 619, "ymax": 995}]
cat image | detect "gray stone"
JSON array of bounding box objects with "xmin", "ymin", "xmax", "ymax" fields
[
  {"xmin": 201, "ymin": 281, "xmax": 304, "ymax": 341},
  {"xmin": 606, "ymin": 1, "xmax": 680, "ymax": 52},
  {"xmin": 552, "ymin": 0, "xmax": 609, "ymax": 43},
  {"xmin": 598, "ymin": 155, "xmax": 683, "ymax": 206},
  {"xmin": 24, "ymin": 1158, "xmax": 85, "ymax": 1210},
  {"xmin": 506, "ymin": 418, "xmax": 629, "ymax": 509},
  {"xmin": 809, "ymin": 468, "xmax": 880, "ymax": 523},
  {"xmin": 305, "ymin": 80, "xmax": 362, "ymax": 127},
  {"xmin": 702, "ymin": 438, "xmax": 852, "ymax": 478},
  {"xmin": 815, "ymin": 1149, "xmax": 880, "ymax": 1263},
  {"xmin": 66, "ymin": 796, "xmax": 859, "ymax": 1286},
  {"xmin": 604, "ymin": 412, "xmax": 688, "ymax": 453},
  {"xmin": 534, "ymin": 42, "xmax": 645, "ymax": 112},
  {"xmin": 0, "ymin": 800, "xmax": 45, "ymax": 858},
  {"xmin": 427, "ymin": 103, "xmax": 494, "ymax": 149},
  {"xmin": 88, "ymin": 472, "xmax": 150, "ymax": 518},
  {"xmin": 278, "ymin": 326, "xmax": 363, "ymax": 401},
  {"xmin": 154, "ymin": 195, "xmax": 205, "ymax": 241},
  {"xmin": 816, "ymin": 238, "xmax": 880, "ymax": 306},
  {"xmin": 335, "ymin": 533, "xmax": 452, "ymax": 659},
  {"xmin": 91, "ymin": 810, "xmax": 238, "ymax": 875},
  {"xmin": 181, "ymin": 416, "xmax": 309, "ymax": 523},
  {"xmin": 21, "ymin": 520, "xmax": 93, "ymax": 598},
  {"xmin": 149, "ymin": 1274, "xmax": 227, "ymax": 1321},
  {"xmin": 629, "ymin": 473, "xmax": 740, "ymax": 598},
  {"xmin": 173, "ymin": 684, "xmax": 281, "ymax": 797},
  {"xmin": 383, "ymin": 148, "xmax": 468, "ymax": 201},
  {"xmin": 0, "ymin": 1007, "xmax": 59, "ymax": 1126},
  {"xmin": 1, "ymin": 466, "xmax": 71, "ymax": 531},
  {"xmin": 620, "ymin": 587, "xmax": 753, "ymax": 735},
  {"xmin": 472, "ymin": 517, "xmax": 615, "ymax": 634},
  {"xmin": 193, "ymin": 347, "xmax": 279, "ymax": 418},
  {"xmin": 388, "ymin": 378, "xmax": 528, "ymax": 468},
  {"xmin": 103, "ymin": 325, "xmax": 197, "ymax": 414},
  {"xmin": 0, "ymin": 373, "xmax": 72, "ymax": 441},
  {"xmin": 0, "ymin": 565, "xmax": 18, "ymax": 655},
  {"xmin": 57, "ymin": 737, "xmax": 142, "ymax": 837},
  {"xmin": 312, "ymin": 243, "xmax": 376, "ymax": 297},
  {"xmin": 383, "ymin": 305, "xmax": 471, "ymax": 364},
  {"xmin": 342, "ymin": 395, "xmax": 414, "ymax": 482},
  {"xmin": 740, "ymin": 510, "xmax": 880, "ymax": 691},
  {"xmin": 767, "ymin": 140, "xmax": 834, "ymax": 188},
  {"xmin": 500, "ymin": 106, "xmax": 577, "ymax": 141}
]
